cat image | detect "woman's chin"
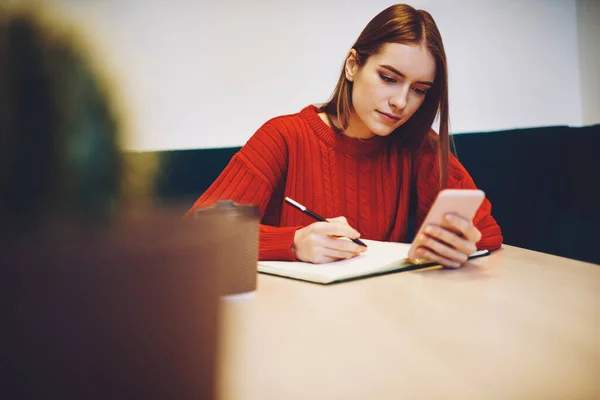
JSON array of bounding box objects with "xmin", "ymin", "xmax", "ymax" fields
[
  {"xmin": 352, "ymin": 114, "xmax": 398, "ymax": 138},
  {"xmin": 367, "ymin": 124, "xmax": 396, "ymax": 138}
]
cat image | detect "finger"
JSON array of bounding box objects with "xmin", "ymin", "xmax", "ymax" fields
[
  {"xmin": 423, "ymin": 225, "xmax": 477, "ymax": 256},
  {"xmin": 417, "ymin": 233, "xmax": 468, "ymax": 265},
  {"xmin": 326, "ymin": 217, "xmax": 361, "ymax": 238},
  {"xmin": 323, "ymin": 236, "xmax": 365, "ymax": 254},
  {"xmin": 312, "ymin": 255, "xmax": 341, "ymax": 264},
  {"xmin": 443, "ymin": 214, "xmax": 482, "ymax": 243},
  {"xmin": 415, "ymin": 247, "xmax": 461, "ymax": 269},
  {"xmin": 312, "ymin": 221, "xmax": 360, "ymax": 239},
  {"xmin": 323, "ymin": 247, "xmax": 361, "ymax": 261}
]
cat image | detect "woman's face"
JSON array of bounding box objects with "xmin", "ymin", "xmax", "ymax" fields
[{"xmin": 345, "ymin": 42, "xmax": 436, "ymax": 139}]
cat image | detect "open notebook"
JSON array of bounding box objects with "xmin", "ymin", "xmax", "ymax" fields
[{"xmin": 258, "ymin": 239, "xmax": 490, "ymax": 284}]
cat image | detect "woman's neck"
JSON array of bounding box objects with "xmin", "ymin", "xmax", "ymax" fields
[{"xmin": 318, "ymin": 112, "xmax": 375, "ymax": 140}]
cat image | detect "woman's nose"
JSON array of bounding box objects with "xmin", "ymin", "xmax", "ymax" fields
[{"xmin": 389, "ymin": 91, "xmax": 408, "ymax": 111}]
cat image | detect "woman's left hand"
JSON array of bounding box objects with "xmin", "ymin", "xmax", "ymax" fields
[{"xmin": 408, "ymin": 213, "xmax": 482, "ymax": 269}]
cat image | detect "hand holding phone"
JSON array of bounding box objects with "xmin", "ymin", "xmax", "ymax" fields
[{"xmin": 408, "ymin": 189, "xmax": 485, "ymax": 268}]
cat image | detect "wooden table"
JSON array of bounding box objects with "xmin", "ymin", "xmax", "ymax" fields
[{"xmin": 217, "ymin": 246, "xmax": 600, "ymax": 399}]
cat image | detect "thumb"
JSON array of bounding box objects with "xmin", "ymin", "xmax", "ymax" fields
[
  {"xmin": 326, "ymin": 216, "xmax": 349, "ymax": 225},
  {"xmin": 324, "ymin": 216, "xmax": 361, "ymax": 238}
]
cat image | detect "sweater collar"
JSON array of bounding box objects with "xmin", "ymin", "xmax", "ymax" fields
[{"xmin": 300, "ymin": 105, "xmax": 392, "ymax": 156}]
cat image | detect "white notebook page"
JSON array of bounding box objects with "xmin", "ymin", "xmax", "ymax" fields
[{"xmin": 257, "ymin": 239, "xmax": 414, "ymax": 284}]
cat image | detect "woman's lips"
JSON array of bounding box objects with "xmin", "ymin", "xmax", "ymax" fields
[{"xmin": 377, "ymin": 110, "xmax": 400, "ymax": 124}]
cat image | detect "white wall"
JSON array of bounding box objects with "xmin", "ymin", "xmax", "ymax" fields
[
  {"xmin": 52, "ymin": 0, "xmax": 583, "ymax": 151},
  {"xmin": 576, "ymin": 0, "xmax": 600, "ymax": 126}
]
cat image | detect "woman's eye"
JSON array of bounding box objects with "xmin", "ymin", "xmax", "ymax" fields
[
  {"xmin": 413, "ymin": 87, "xmax": 428, "ymax": 96},
  {"xmin": 379, "ymin": 73, "xmax": 396, "ymax": 83}
]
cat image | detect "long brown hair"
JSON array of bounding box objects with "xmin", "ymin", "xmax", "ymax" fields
[{"xmin": 321, "ymin": 4, "xmax": 451, "ymax": 188}]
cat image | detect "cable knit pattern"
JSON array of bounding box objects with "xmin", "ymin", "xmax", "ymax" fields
[{"xmin": 186, "ymin": 105, "xmax": 503, "ymax": 261}]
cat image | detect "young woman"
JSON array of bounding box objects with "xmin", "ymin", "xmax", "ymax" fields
[{"xmin": 186, "ymin": 4, "xmax": 503, "ymax": 267}]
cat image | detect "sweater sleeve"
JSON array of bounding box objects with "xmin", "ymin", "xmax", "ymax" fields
[
  {"xmin": 185, "ymin": 121, "xmax": 301, "ymax": 261},
  {"xmin": 412, "ymin": 144, "xmax": 503, "ymax": 251}
]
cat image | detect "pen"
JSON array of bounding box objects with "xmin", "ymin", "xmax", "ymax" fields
[{"xmin": 284, "ymin": 197, "xmax": 368, "ymax": 247}]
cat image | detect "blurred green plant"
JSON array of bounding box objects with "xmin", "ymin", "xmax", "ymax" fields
[{"xmin": 0, "ymin": 5, "xmax": 156, "ymax": 230}]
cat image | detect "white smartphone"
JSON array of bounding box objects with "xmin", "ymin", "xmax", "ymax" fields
[{"xmin": 410, "ymin": 189, "xmax": 485, "ymax": 252}]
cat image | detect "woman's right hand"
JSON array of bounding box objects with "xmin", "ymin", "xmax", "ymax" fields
[{"xmin": 292, "ymin": 216, "xmax": 367, "ymax": 264}]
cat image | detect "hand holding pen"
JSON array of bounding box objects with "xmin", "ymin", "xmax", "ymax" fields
[{"xmin": 284, "ymin": 197, "xmax": 367, "ymax": 264}]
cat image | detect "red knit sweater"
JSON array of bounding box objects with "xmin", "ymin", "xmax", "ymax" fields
[{"xmin": 186, "ymin": 105, "xmax": 503, "ymax": 261}]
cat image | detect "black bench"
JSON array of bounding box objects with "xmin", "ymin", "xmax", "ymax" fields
[{"xmin": 129, "ymin": 124, "xmax": 599, "ymax": 264}]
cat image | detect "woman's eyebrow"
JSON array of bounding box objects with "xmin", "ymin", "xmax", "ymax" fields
[{"xmin": 380, "ymin": 64, "xmax": 433, "ymax": 86}]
